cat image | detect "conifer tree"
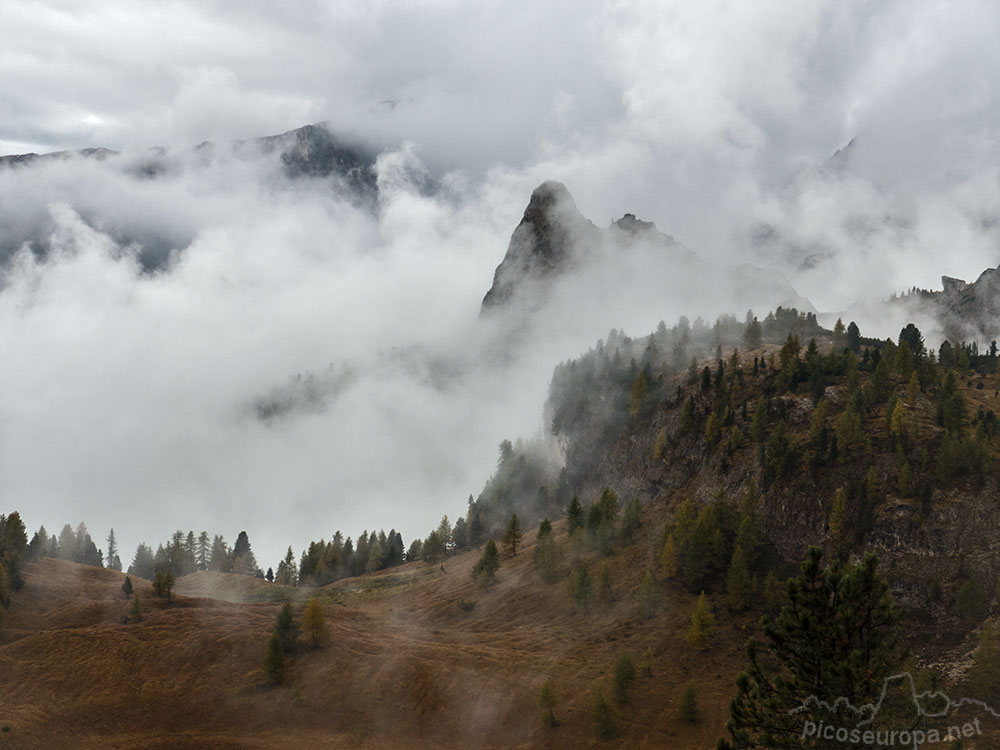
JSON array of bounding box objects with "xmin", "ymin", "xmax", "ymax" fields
[
  {"xmin": 421, "ymin": 530, "xmax": 445, "ymax": 563},
  {"xmin": 567, "ymin": 496, "xmax": 584, "ymax": 535},
  {"xmin": 302, "ymin": 597, "xmax": 330, "ymax": 649},
  {"xmin": 718, "ymin": 548, "xmax": 903, "ymax": 750},
  {"xmin": 129, "ymin": 595, "xmax": 141, "ymax": 622},
  {"xmin": 539, "ymin": 679, "xmax": 558, "ymax": 727},
  {"xmin": 678, "ymin": 681, "xmax": 700, "ymax": 723},
  {"xmin": 106, "ymin": 528, "xmax": 121, "ymax": 571},
  {"xmin": 274, "ymin": 602, "xmax": 300, "ymax": 652},
  {"xmin": 502, "ymin": 514, "xmax": 522, "ymax": 556},
  {"xmin": 621, "ymin": 498, "xmax": 641, "ymax": 540},
  {"xmin": 629, "ymin": 371, "xmax": 648, "ymax": 416},
  {"xmin": 196, "ymin": 531, "xmax": 209, "ymax": 571},
  {"xmin": 263, "ymin": 631, "xmax": 284, "ymax": 685},
  {"xmin": 685, "ymin": 591, "xmax": 715, "ymax": 650},
  {"xmin": 472, "ymin": 540, "xmax": 500, "ymax": 588},
  {"xmin": 592, "ymin": 689, "xmax": 617, "ymax": 740},
  {"xmin": 636, "ymin": 568, "xmax": 659, "ymax": 618},
  {"xmin": 660, "ymin": 534, "xmax": 678, "ymax": 578},
  {"xmin": 121, "ymin": 575, "xmax": 133, "ymax": 599},
  {"xmin": 612, "ymin": 651, "xmax": 637, "ymax": 705}
]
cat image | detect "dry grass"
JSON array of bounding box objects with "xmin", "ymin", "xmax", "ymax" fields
[{"xmin": 0, "ymin": 510, "xmax": 758, "ymax": 749}]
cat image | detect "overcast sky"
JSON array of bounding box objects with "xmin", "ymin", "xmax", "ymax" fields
[{"xmin": 2, "ymin": 1, "xmax": 999, "ymax": 567}]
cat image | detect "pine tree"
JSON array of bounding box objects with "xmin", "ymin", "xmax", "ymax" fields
[
  {"xmin": 436, "ymin": 516, "xmax": 452, "ymax": 555},
  {"xmin": 128, "ymin": 596, "xmax": 141, "ymax": 623},
  {"xmin": 539, "ymin": 679, "xmax": 558, "ymax": 727},
  {"xmin": 302, "ymin": 597, "xmax": 329, "ymax": 649},
  {"xmin": 621, "ymin": 498, "xmax": 641, "ymax": 541},
  {"xmin": 106, "ymin": 528, "xmax": 121, "ymax": 571},
  {"xmin": 567, "ymin": 496, "xmax": 584, "ymax": 535},
  {"xmin": 744, "ymin": 317, "xmax": 763, "ymax": 350},
  {"xmin": 502, "ymin": 514, "xmax": 523, "ymax": 556},
  {"xmin": 685, "ymin": 592, "xmax": 714, "ymax": 650},
  {"xmin": 153, "ymin": 570, "xmax": 175, "ymax": 602},
  {"xmin": 421, "ymin": 530, "xmax": 445, "ymax": 563},
  {"xmin": 231, "ymin": 531, "xmax": 258, "ymax": 575},
  {"xmin": 678, "ymin": 681, "xmax": 700, "ymax": 722},
  {"xmin": 276, "ymin": 546, "xmax": 298, "ymax": 585},
  {"xmin": 274, "ymin": 602, "xmax": 300, "ymax": 652},
  {"xmin": 196, "ymin": 531, "xmax": 209, "ymax": 571},
  {"xmin": 121, "ymin": 575, "xmax": 133, "ymax": 599},
  {"xmin": 660, "ymin": 534, "xmax": 678, "ymax": 578},
  {"xmin": 629, "ymin": 371, "xmax": 648, "ymax": 417},
  {"xmin": 263, "ymin": 631, "xmax": 284, "ymax": 685},
  {"xmin": 718, "ymin": 548, "xmax": 903, "ymax": 749},
  {"xmin": 612, "ymin": 651, "xmax": 637, "ymax": 705},
  {"xmin": 592, "ymin": 689, "xmax": 617, "ymax": 740},
  {"xmin": 472, "ymin": 540, "xmax": 500, "ymax": 588},
  {"xmin": 636, "ymin": 568, "xmax": 659, "ymax": 618}
]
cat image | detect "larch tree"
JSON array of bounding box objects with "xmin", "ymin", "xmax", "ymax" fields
[
  {"xmin": 502, "ymin": 514, "xmax": 523, "ymax": 556},
  {"xmin": 539, "ymin": 679, "xmax": 558, "ymax": 727},
  {"xmin": 685, "ymin": 592, "xmax": 714, "ymax": 650},
  {"xmin": 302, "ymin": 597, "xmax": 330, "ymax": 649}
]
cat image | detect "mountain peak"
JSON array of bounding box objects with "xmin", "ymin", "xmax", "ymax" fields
[{"xmin": 481, "ymin": 181, "xmax": 598, "ymax": 311}]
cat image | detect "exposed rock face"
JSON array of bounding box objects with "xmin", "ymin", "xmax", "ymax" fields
[
  {"xmin": 0, "ymin": 123, "xmax": 377, "ymax": 271},
  {"xmin": 481, "ymin": 181, "xmax": 599, "ymax": 310},
  {"xmin": 248, "ymin": 123, "xmax": 376, "ymax": 191},
  {"xmin": 0, "ymin": 147, "xmax": 116, "ymax": 169},
  {"xmin": 480, "ymin": 181, "xmax": 811, "ymax": 317},
  {"xmin": 936, "ymin": 267, "xmax": 1000, "ymax": 342}
]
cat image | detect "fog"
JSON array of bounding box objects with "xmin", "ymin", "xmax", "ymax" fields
[{"xmin": 1, "ymin": 0, "xmax": 999, "ymax": 567}]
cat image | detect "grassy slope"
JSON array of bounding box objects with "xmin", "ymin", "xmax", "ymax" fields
[{"xmin": 1, "ymin": 504, "xmax": 754, "ymax": 750}]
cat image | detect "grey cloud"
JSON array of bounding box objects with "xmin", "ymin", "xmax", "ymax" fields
[{"xmin": 2, "ymin": 0, "xmax": 1000, "ymax": 566}]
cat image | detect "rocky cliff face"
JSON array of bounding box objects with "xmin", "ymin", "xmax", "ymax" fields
[
  {"xmin": 481, "ymin": 181, "xmax": 811, "ymax": 319},
  {"xmin": 481, "ymin": 181, "xmax": 600, "ymax": 310},
  {"xmin": 936, "ymin": 267, "xmax": 1000, "ymax": 342},
  {"xmin": 0, "ymin": 123, "xmax": 375, "ymax": 185},
  {"xmin": 544, "ymin": 321, "xmax": 1000, "ymax": 630},
  {"xmin": 0, "ymin": 123, "xmax": 377, "ymax": 271}
]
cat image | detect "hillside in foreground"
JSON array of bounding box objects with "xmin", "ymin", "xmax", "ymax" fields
[
  {"xmin": 1, "ymin": 521, "xmax": 751, "ymax": 750},
  {"xmin": 7, "ymin": 314, "xmax": 1000, "ymax": 748}
]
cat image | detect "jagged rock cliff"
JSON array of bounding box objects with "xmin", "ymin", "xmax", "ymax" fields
[{"xmin": 481, "ymin": 181, "xmax": 812, "ymax": 319}]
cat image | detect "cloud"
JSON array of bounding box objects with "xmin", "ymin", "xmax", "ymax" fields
[{"xmin": 2, "ymin": 1, "xmax": 1000, "ymax": 565}]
